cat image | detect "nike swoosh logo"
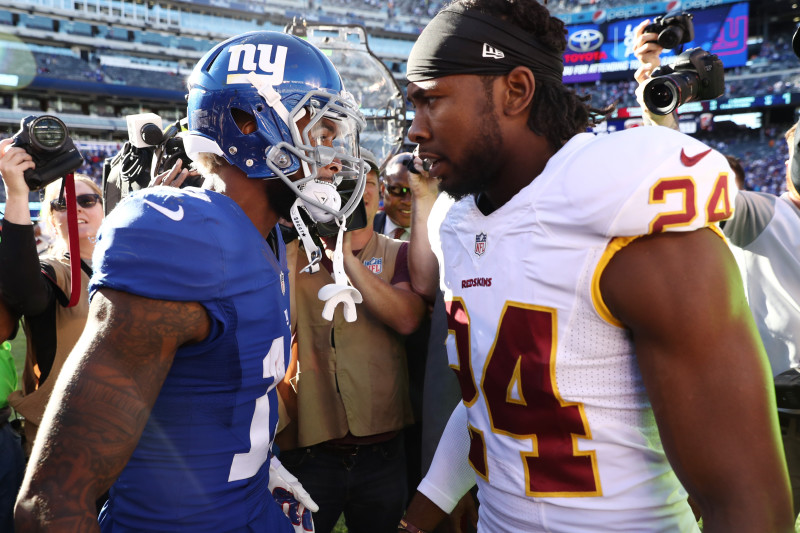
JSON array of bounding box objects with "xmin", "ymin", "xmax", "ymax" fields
[
  {"xmin": 680, "ymin": 147, "xmax": 713, "ymax": 167},
  {"xmin": 142, "ymin": 199, "xmax": 184, "ymax": 221}
]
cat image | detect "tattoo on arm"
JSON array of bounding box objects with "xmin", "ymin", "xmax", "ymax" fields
[{"xmin": 17, "ymin": 288, "xmax": 211, "ymax": 529}]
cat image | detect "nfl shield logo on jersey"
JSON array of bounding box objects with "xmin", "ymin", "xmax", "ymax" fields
[
  {"xmin": 364, "ymin": 257, "xmax": 383, "ymax": 274},
  {"xmin": 475, "ymin": 233, "xmax": 487, "ymax": 256}
]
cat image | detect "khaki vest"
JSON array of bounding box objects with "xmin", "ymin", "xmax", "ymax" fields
[
  {"xmin": 8, "ymin": 255, "xmax": 90, "ymax": 451},
  {"xmin": 292, "ymin": 233, "xmax": 413, "ymax": 447}
]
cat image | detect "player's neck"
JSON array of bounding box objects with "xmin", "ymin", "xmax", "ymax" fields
[
  {"xmin": 482, "ymin": 134, "xmax": 555, "ymax": 210},
  {"xmin": 213, "ymin": 166, "xmax": 278, "ymax": 238}
]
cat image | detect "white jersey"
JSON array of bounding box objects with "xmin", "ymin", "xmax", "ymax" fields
[
  {"xmin": 724, "ymin": 191, "xmax": 800, "ymax": 376},
  {"xmin": 428, "ymin": 126, "xmax": 735, "ymax": 532}
]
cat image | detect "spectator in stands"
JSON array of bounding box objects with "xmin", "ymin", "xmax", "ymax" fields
[
  {"xmin": 75, "ymin": 146, "xmax": 117, "ymax": 184},
  {"xmin": 278, "ymin": 148, "xmax": 427, "ymax": 533},
  {"xmin": 0, "ymin": 154, "xmax": 104, "ymax": 457},
  {"xmin": 375, "ymin": 152, "xmax": 415, "ymax": 241},
  {"xmin": 635, "ymin": 18, "xmax": 800, "ymax": 520}
]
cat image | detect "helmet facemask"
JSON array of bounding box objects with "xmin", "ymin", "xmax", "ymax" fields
[
  {"xmin": 185, "ymin": 30, "xmax": 369, "ymax": 322},
  {"xmin": 270, "ymin": 88, "xmax": 366, "ymax": 227}
]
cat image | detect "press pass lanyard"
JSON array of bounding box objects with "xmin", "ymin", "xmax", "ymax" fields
[{"xmin": 60, "ymin": 173, "xmax": 82, "ymax": 308}]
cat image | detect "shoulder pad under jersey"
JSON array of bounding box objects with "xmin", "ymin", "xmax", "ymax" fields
[
  {"xmin": 542, "ymin": 128, "xmax": 736, "ymax": 239},
  {"xmin": 90, "ymin": 187, "xmax": 254, "ymax": 301}
]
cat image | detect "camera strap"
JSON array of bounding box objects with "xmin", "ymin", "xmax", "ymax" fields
[{"xmin": 61, "ymin": 173, "xmax": 82, "ymax": 308}]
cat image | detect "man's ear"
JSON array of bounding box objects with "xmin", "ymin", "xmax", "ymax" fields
[{"xmin": 503, "ymin": 66, "xmax": 536, "ymax": 118}]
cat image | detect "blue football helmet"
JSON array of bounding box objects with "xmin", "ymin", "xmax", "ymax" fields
[{"xmin": 183, "ymin": 31, "xmax": 366, "ymax": 224}]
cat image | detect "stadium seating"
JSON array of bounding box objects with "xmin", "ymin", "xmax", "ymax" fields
[{"xmin": 0, "ymin": 0, "xmax": 797, "ymax": 197}]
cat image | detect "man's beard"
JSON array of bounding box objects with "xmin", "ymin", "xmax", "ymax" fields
[
  {"xmin": 265, "ymin": 177, "xmax": 297, "ymax": 220},
  {"xmin": 439, "ymin": 107, "xmax": 503, "ymax": 202}
]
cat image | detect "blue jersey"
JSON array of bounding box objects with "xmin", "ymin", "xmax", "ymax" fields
[{"xmin": 90, "ymin": 187, "xmax": 292, "ymax": 532}]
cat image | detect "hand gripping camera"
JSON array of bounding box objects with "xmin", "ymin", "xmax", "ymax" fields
[
  {"xmin": 11, "ymin": 115, "xmax": 84, "ymax": 191},
  {"xmin": 644, "ymin": 12, "xmax": 694, "ymax": 50},
  {"xmin": 642, "ymin": 48, "xmax": 725, "ymax": 116},
  {"xmin": 103, "ymin": 113, "xmax": 199, "ymax": 214}
]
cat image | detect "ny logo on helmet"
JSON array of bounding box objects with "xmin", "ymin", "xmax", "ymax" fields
[{"xmin": 226, "ymin": 44, "xmax": 288, "ymax": 85}]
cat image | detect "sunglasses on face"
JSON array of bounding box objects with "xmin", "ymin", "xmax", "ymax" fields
[
  {"xmin": 385, "ymin": 185, "xmax": 412, "ymax": 198},
  {"xmin": 50, "ymin": 194, "xmax": 102, "ymax": 212}
]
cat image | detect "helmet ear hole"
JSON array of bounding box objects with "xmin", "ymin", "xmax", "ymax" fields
[{"xmin": 231, "ymin": 108, "xmax": 257, "ymax": 135}]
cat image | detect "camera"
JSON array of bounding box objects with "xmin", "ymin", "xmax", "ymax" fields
[
  {"xmin": 644, "ymin": 12, "xmax": 694, "ymax": 50},
  {"xmin": 11, "ymin": 115, "xmax": 84, "ymax": 191},
  {"xmin": 127, "ymin": 112, "xmax": 164, "ymax": 149},
  {"xmin": 103, "ymin": 114, "xmax": 198, "ymax": 214},
  {"xmin": 642, "ymin": 48, "xmax": 725, "ymax": 116},
  {"xmin": 156, "ymin": 122, "xmax": 196, "ymax": 178},
  {"xmin": 126, "ymin": 114, "xmax": 194, "ymax": 177},
  {"xmin": 404, "ymin": 155, "xmax": 431, "ymax": 175}
]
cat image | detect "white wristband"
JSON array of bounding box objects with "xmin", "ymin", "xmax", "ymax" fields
[{"xmin": 417, "ymin": 402, "xmax": 476, "ymax": 513}]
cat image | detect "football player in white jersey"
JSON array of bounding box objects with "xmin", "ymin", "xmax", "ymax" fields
[{"xmin": 398, "ymin": 1, "xmax": 794, "ymax": 532}]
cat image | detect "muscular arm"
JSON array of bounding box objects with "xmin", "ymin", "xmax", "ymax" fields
[
  {"xmin": 601, "ymin": 228, "xmax": 794, "ymax": 532},
  {"xmin": 14, "ymin": 288, "xmax": 210, "ymax": 532}
]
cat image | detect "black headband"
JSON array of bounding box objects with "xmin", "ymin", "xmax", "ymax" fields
[{"xmin": 407, "ymin": 4, "xmax": 564, "ymax": 85}]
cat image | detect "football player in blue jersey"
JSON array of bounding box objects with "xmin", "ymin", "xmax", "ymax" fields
[{"xmin": 14, "ymin": 31, "xmax": 366, "ymax": 532}]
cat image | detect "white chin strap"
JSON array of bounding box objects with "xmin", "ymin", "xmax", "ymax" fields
[
  {"xmin": 290, "ymin": 200, "xmax": 322, "ymax": 274},
  {"xmin": 317, "ymin": 219, "xmax": 363, "ymax": 323},
  {"xmin": 290, "ymin": 199, "xmax": 362, "ymax": 323}
]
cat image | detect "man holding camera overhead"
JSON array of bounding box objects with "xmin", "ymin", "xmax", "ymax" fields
[
  {"xmin": 15, "ymin": 30, "xmax": 367, "ymax": 532},
  {"xmin": 396, "ymin": 1, "xmax": 793, "ymax": 532}
]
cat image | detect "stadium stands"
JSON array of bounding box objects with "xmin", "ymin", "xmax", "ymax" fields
[{"xmin": 0, "ymin": 0, "xmax": 797, "ymax": 198}]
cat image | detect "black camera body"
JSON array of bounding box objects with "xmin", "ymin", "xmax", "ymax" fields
[
  {"xmin": 103, "ymin": 116, "xmax": 200, "ymax": 214},
  {"xmin": 404, "ymin": 155, "xmax": 431, "ymax": 175},
  {"xmin": 644, "ymin": 12, "xmax": 694, "ymax": 50},
  {"xmin": 159, "ymin": 134, "xmax": 198, "ymax": 181},
  {"xmin": 11, "ymin": 115, "xmax": 84, "ymax": 191},
  {"xmin": 642, "ymin": 47, "xmax": 725, "ymax": 116}
]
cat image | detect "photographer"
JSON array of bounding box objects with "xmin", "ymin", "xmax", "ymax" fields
[
  {"xmin": 632, "ymin": 19, "xmax": 680, "ymax": 129},
  {"xmin": 0, "ymin": 137, "xmax": 104, "ymax": 456}
]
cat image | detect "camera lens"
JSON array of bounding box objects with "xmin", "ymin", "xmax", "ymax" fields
[
  {"xmin": 643, "ymin": 78, "xmax": 680, "ymax": 115},
  {"xmin": 140, "ymin": 123, "xmax": 164, "ymax": 146},
  {"xmin": 30, "ymin": 116, "xmax": 67, "ymax": 151},
  {"xmin": 658, "ymin": 27, "xmax": 683, "ymax": 50}
]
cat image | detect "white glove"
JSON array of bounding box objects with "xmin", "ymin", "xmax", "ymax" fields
[{"xmin": 269, "ymin": 456, "xmax": 319, "ymax": 532}]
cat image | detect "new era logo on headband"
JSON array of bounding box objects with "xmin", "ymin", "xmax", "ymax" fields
[{"xmin": 482, "ymin": 43, "xmax": 505, "ymax": 59}]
